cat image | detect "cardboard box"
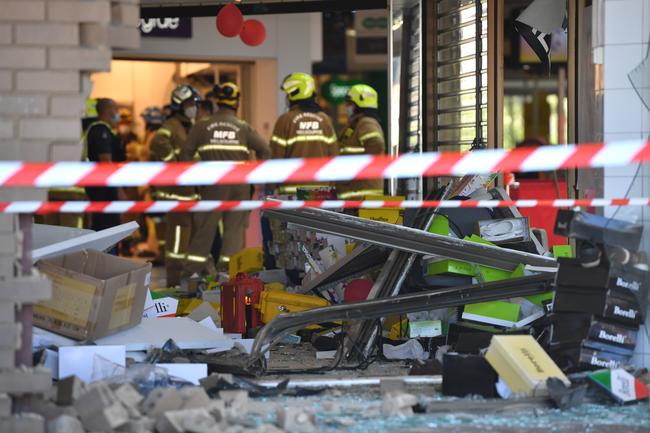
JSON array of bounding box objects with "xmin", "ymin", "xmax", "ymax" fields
[
  {"xmin": 485, "ymin": 335, "xmax": 570, "ymax": 396},
  {"xmin": 34, "ymin": 249, "xmax": 151, "ymax": 340}
]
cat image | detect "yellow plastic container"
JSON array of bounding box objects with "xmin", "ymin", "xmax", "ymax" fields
[
  {"xmin": 176, "ymin": 298, "xmax": 203, "ymax": 316},
  {"xmin": 256, "ymin": 290, "xmax": 329, "ymax": 324},
  {"xmin": 358, "ymin": 195, "xmax": 405, "ymax": 225},
  {"xmin": 264, "ymin": 282, "xmax": 285, "ymax": 292},
  {"xmin": 229, "ymin": 247, "xmax": 263, "ymax": 277}
]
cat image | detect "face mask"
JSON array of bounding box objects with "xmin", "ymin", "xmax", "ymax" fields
[
  {"xmin": 345, "ymin": 105, "xmax": 355, "ymax": 118},
  {"xmin": 184, "ymin": 106, "xmax": 197, "ymax": 120},
  {"xmin": 112, "ymin": 112, "xmax": 121, "ymax": 124}
]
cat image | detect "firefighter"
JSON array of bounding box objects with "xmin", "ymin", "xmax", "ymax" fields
[
  {"xmin": 337, "ymin": 84, "xmax": 385, "ymax": 199},
  {"xmin": 180, "ymin": 82, "xmax": 271, "ymax": 275},
  {"xmin": 140, "ymin": 106, "xmax": 165, "ymax": 159},
  {"xmin": 135, "ymin": 106, "xmax": 166, "ymax": 259},
  {"xmin": 271, "ymin": 72, "xmax": 337, "ymax": 194},
  {"xmin": 149, "ymin": 85, "xmax": 202, "ymax": 287}
]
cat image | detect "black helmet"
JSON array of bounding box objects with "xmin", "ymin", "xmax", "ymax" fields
[{"xmin": 170, "ymin": 85, "xmax": 201, "ymax": 111}]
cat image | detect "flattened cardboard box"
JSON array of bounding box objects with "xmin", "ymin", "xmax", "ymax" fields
[{"xmin": 34, "ymin": 249, "xmax": 151, "ymax": 341}]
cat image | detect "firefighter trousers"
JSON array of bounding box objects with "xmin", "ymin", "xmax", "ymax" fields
[
  {"xmin": 182, "ymin": 184, "xmax": 250, "ymax": 278},
  {"xmin": 164, "ymin": 212, "xmax": 193, "ymax": 287}
]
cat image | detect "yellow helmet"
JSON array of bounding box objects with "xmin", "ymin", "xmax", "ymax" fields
[
  {"xmin": 84, "ymin": 98, "xmax": 98, "ymax": 118},
  {"xmin": 345, "ymin": 84, "xmax": 378, "ymax": 109},
  {"xmin": 281, "ymin": 72, "xmax": 315, "ymax": 101},
  {"xmin": 216, "ymin": 82, "xmax": 240, "ymax": 107}
]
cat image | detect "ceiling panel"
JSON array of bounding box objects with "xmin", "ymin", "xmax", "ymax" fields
[{"xmin": 141, "ymin": 0, "xmax": 387, "ymax": 18}]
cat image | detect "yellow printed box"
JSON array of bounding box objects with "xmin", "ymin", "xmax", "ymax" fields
[
  {"xmin": 35, "ymin": 249, "xmax": 151, "ymax": 341},
  {"xmin": 359, "ymin": 195, "xmax": 405, "ymax": 225},
  {"xmin": 229, "ymin": 247, "xmax": 264, "ymax": 277},
  {"xmin": 358, "ymin": 208, "xmax": 404, "ymax": 225},
  {"xmin": 257, "ymin": 290, "xmax": 329, "ymax": 325}
]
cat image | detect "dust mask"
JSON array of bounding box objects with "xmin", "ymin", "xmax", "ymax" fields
[
  {"xmin": 345, "ymin": 105, "xmax": 355, "ymax": 118},
  {"xmin": 184, "ymin": 106, "xmax": 197, "ymax": 120}
]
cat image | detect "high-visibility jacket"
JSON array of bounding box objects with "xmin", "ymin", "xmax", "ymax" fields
[
  {"xmin": 270, "ymin": 106, "xmax": 337, "ymax": 159},
  {"xmin": 179, "ymin": 109, "xmax": 271, "ymax": 277},
  {"xmin": 80, "ymin": 120, "xmax": 119, "ymax": 162},
  {"xmin": 149, "ymin": 114, "xmax": 200, "ymax": 201},
  {"xmin": 180, "ymin": 109, "xmax": 271, "ymax": 162},
  {"xmin": 337, "ymin": 114, "xmax": 385, "ymax": 199},
  {"xmin": 270, "ymin": 106, "xmax": 337, "ymax": 193}
]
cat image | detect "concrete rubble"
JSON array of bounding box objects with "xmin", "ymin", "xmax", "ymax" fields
[
  {"xmin": 2, "ymin": 369, "xmax": 341, "ymax": 433},
  {"xmin": 381, "ymin": 391, "xmax": 418, "ymax": 417}
]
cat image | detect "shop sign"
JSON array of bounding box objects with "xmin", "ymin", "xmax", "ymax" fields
[
  {"xmin": 139, "ymin": 17, "xmax": 193, "ymax": 38},
  {"xmin": 354, "ymin": 10, "xmax": 388, "ymax": 37},
  {"xmin": 321, "ymin": 80, "xmax": 361, "ymax": 104}
]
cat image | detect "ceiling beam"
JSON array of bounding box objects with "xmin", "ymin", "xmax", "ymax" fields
[{"xmin": 140, "ymin": 0, "xmax": 388, "ymax": 18}]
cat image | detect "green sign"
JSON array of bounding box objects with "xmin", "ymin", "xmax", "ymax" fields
[
  {"xmin": 362, "ymin": 17, "xmax": 387, "ymax": 30},
  {"xmin": 321, "ymin": 80, "xmax": 361, "ymax": 104}
]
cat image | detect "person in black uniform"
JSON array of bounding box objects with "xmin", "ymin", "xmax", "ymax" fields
[{"xmin": 82, "ymin": 98, "xmax": 127, "ymax": 238}]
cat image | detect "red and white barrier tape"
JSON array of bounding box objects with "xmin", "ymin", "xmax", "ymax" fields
[
  {"xmin": 0, "ymin": 139, "xmax": 648, "ymax": 187},
  {"xmin": 1, "ymin": 198, "xmax": 648, "ymax": 214}
]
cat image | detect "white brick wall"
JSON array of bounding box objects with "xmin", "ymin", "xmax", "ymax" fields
[
  {"xmin": 19, "ymin": 118, "xmax": 81, "ymax": 140},
  {"xmin": 47, "ymin": 0, "xmax": 111, "ymax": 23},
  {"xmin": 111, "ymin": 3, "xmax": 140, "ymax": 27},
  {"xmin": 50, "ymin": 142, "xmax": 83, "ymax": 161},
  {"xmin": 0, "ymin": 140, "xmax": 50, "ymax": 161},
  {"xmin": 108, "ymin": 25, "xmax": 140, "ymax": 49},
  {"xmin": 0, "ymin": 72, "xmax": 12, "ymax": 91},
  {"xmin": 3, "ymin": 1, "xmax": 46, "ymax": 21},
  {"xmin": 50, "ymin": 94, "xmax": 85, "ymax": 117},
  {"xmin": 0, "ymin": 0, "xmax": 141, "ymax": 290},
  {"xmin": 80, "ymin": 23, "xmax": 109, "ymax": 46},
  {"xmin": 0, "ymin": 94, "xmax": 48, "ymax": 116},
  {"xmin": 0, "ymin": 24, "xmax": 12, "ymax": 45},
  {"xmin": 49, "ymin": 47, "xmax": 111, "ymax": 71},
  {"xmin": 0, "ymin": 119, "xmax": 14, "ymax": 139},
  {"xmin": 0, "ymin": 47, "xmax": 46, "ymax": 69},
  {"xmin": 15, "ymin": 23, "xmax": 79, "ymax": 46},
  {"xmin": 16, "ymin": 71, "xmax": 79, "ymax": 92},
  {"xmin": 601, "ymin": 0, "xmax": 650, "ymax": 369}
]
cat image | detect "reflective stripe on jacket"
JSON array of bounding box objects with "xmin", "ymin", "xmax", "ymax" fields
[
  {"xmin": 270, "ymin": 107, "xmax": 337, "ymax": 159},
  {"xmin": 336, "ymin": 114, "xmax": 386, "ymax": 198}
]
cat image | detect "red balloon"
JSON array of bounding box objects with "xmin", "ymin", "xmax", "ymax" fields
[
  {"xmin": 216, "ymin": 4, "xmax": 243, "ymax": 38},
  {"xmin": 240, "ymin": 19, "xmax": 266, "ymax": 47}
]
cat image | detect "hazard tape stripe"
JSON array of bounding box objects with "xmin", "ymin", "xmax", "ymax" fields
[
  {"xmin": 0, "ymin": 140, "xmax": 648, "ymax": 187},
  {"xmin": 0, "ymin": 198, "xmax": 647, "ymax": 214}
]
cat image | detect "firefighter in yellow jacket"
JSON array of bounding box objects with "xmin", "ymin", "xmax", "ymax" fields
[
  {"xmin": 149, "ymin": 85, "xmax": 201, "ymax": 287},
  {"xmin": 180, "ymin": 83, "xmax": 271, "ymax": 276},
  {"xmin": 337, "ymin": 84, "xmax": 385, "ymax": 199},
  {"xmin": 271, "ymin": 72, "xmax": 337, "ymax": 194}
]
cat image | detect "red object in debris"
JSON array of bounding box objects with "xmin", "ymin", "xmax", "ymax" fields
[
  {"xmin": 221, "ymin": 273, "xmax": 263, "ymax": 334},
  {"xmin": 509, "ymin": 178, "xmax": 568, "ymax": 247},
  {"xmin": 216, "ymin": 3, "xmax": 244, "ymax": 37},
  {"xmin": 240, "ymin": 19, "xmax": 266, "ymax": 46},
  {"xmin": 343, "ymin": 279, "xmax": 373, "ymax": 303}
]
